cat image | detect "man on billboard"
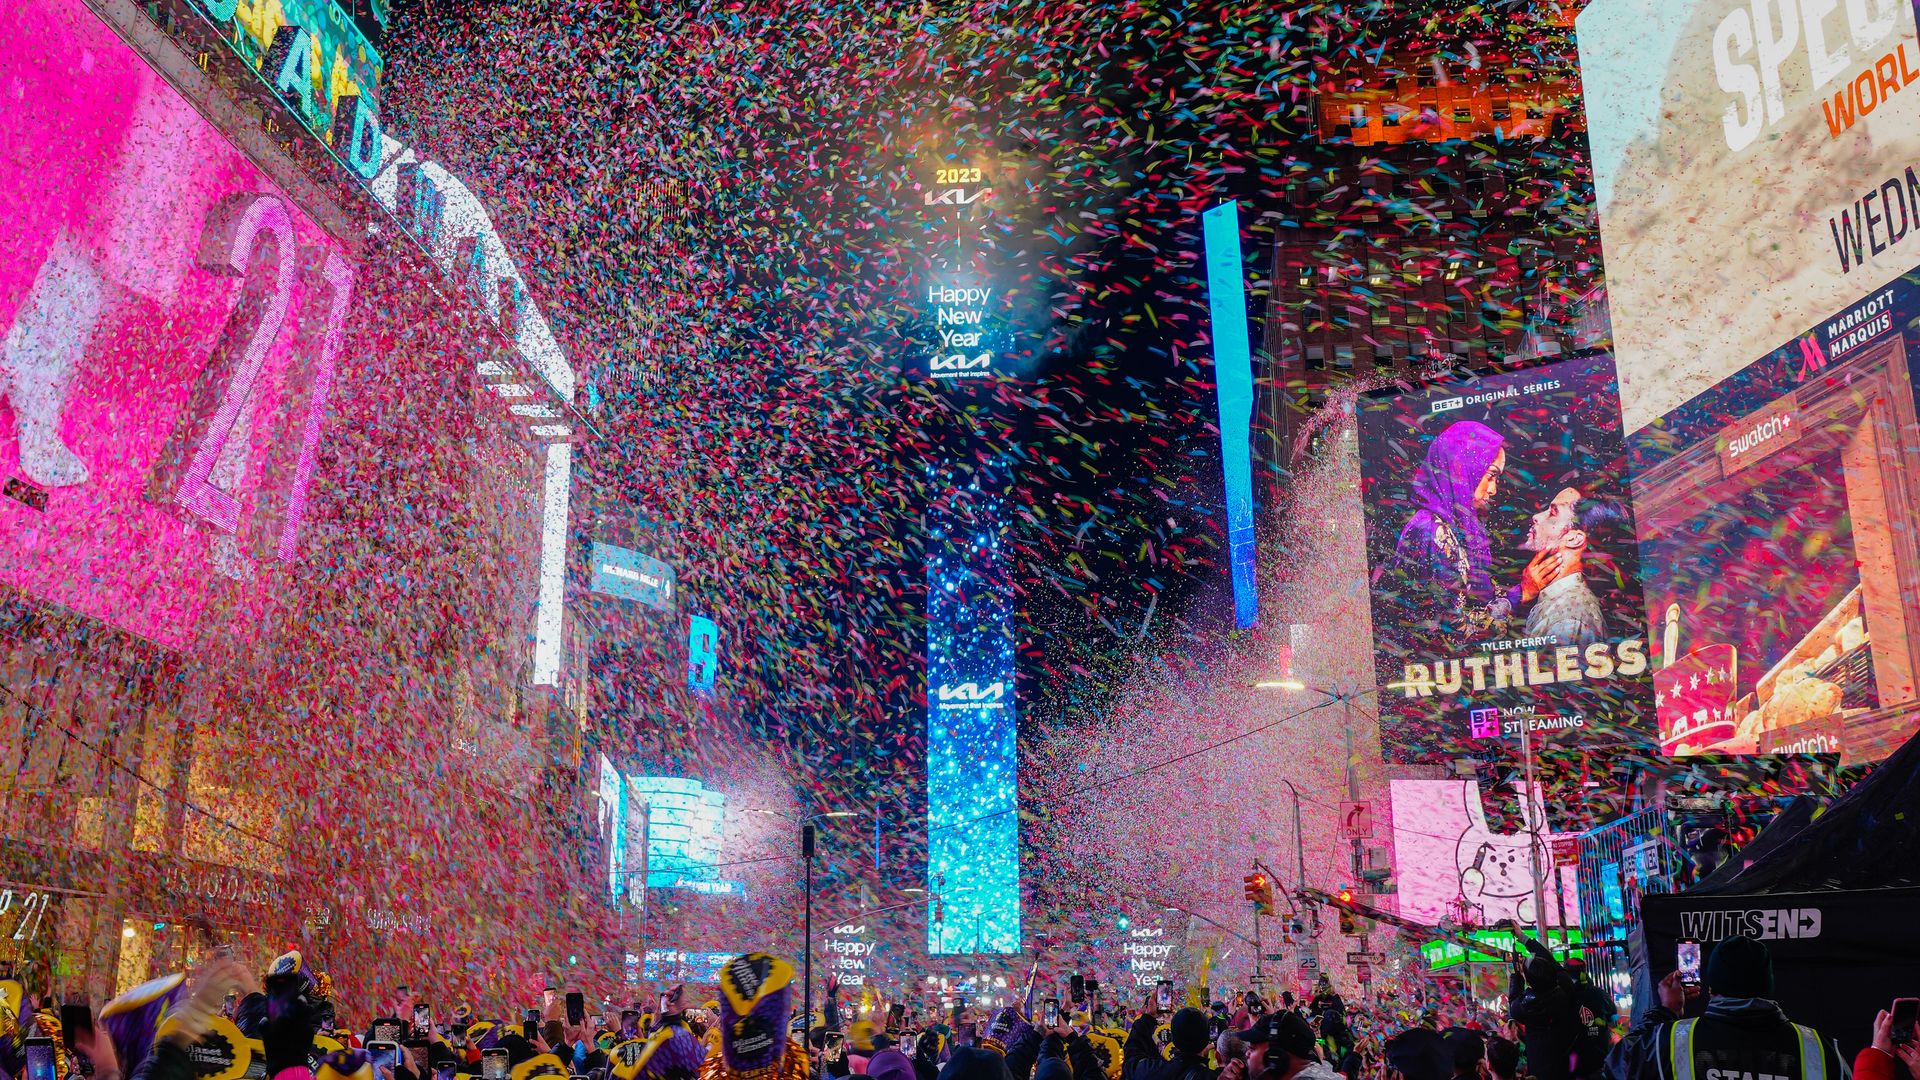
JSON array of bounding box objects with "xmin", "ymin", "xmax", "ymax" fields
[
  {"xmin": 1511, "ymin": 488, "xmax": 1628, "ymax": 650},
  {"xmin": 1381, "ymin": 420, "xmax": 1507, "ymax": 645}
]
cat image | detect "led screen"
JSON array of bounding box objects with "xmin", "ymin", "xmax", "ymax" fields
[
  {"xmin": 0, "ymin": 0, "xmax": 355, "ymax": 651},
  {"xmin": 926, "ymin": 506, "xmax": 1021, "ymax": 955},
  {"xmin": 1579, "ymin": 0, "xmax": 1920, "ymax": 433},
  {"xmin": 597, "ymin": 754, "xmax": 628, "ymax": 901},
  {"xmin": 1203, "ymin": 201, "xmax": 1257, "ymax": 630},
  {"xmin": 589, "ymin": 542, "xmax": 675, "ymax": 608},
  {"xmin": 1630, "ymin": 273, "xmax": 1920, "ymax": 758},
  {"xmin": 626, "ymin": 776, "xmax": 735, "ymax": 891},
  {"xmin": 1388, "ymin": 778, "xmax": 1581, "ymax": 929},
  {"xmin": 687, "ymin": 614, "xmax": 719, "ymax": 694},
  {"xmin": 1357, "ymin": 354, "xmax": 1651, "ymax": 762}
]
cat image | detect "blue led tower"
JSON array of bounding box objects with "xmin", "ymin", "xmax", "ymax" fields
[
  {"xmin": 1203, "ymin": 201, "xmax": 1257, "ymax": 629},
  {"xmin": 925, "ymin": 470, "xmax": 1020, "ymax": 953}
]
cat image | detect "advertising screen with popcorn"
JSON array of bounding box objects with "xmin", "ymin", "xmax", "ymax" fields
[{"xmin": 1631, "ymin": 272, "xmax": 1920, "ymax": 761}]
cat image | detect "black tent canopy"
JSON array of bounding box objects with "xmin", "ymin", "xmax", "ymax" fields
[{"xmin": 1637, "ymin": 729, "xmax": 1920, "ymax": 1056}]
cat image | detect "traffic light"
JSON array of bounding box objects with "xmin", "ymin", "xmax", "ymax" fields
[
  {"xmin": 1336, "ymin": 889, "xmax": 1358, "ymax": 935},
  {"xmin": 1242, "ymin": 873, "xmax": 1273, "ymax": 914}
]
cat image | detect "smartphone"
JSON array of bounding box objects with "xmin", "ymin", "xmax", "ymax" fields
[
  {"xmin": 1156, "ymin": 980, "xmax": 1173, "ymax": 1011},
  {"xmin": 620, "ymin": 1010, "xmax": 640, "ymax": 1038},
  {"xmin": 1085, "ymin": 979, "xmax": 1100, "ymax": 999},
  {"xmin": 1069, "ymin": 975, "xmax": 1085, "ymax": 1005},
  {"xmin": 1892, "ymin": 998, "xmax": 1919, "ymax": 1044},
  {"xmin": 435, "ymin": 1065, "xmax": 457, "ymax": 1080},
  {"xmin": 373, "ymin": 1019, "xmax": 404, "ymax": 1044},
  {"xmin": 212, "ymin": 944, "xmax": 236, "ymax": 961},
  {"xmin": 1043, "ymin": 999, "xmax": 1059, "ymax": 1026},
  {"xmin": 25, "ymin": 1038, "xmax": 55, "ymax": 1080},
  {"xmin": 825, "ymin": 1031, "xmax": 844, "ymax": 1055},
  {"xmin": 414, "ymin": 1004, "xmax": 432, "ymax": 1033},
  {"xmin": 367, "ymin": 1042, "xmax": 402, "ymax": 1072},
  {"xmin": 482, "ymin": 1049, "xmax": 510, "ymax": 1080},
  {"xmin": 566, "ymin": 992, "xmax": 586, "ymax": 1026},
  {"xmin": 1676, "ymin": 941, "xmax": 1703, "ymax": 987},
  {"xmin": 59, "ymin": 1004, "xmax": 92, "ymax": 1050}
]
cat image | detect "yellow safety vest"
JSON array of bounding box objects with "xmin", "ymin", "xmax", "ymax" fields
[{"xmin": 1667, "ymin": 1018, "xmax": 1826, "ymax": 1080}]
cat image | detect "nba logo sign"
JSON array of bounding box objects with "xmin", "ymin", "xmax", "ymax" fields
[{"xmin": 1468, "ymin": 708, "xmax": 1501, "ymax": 740}]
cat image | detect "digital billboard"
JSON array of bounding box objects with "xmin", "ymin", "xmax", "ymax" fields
[
  {"xmin": 926, "ymin": 493, "xmax": 1021, "ymax": 955},
  {"xmin": 1388, "ymin": 778, "xmax": 1581, "ymax": 929},
  {"xmin": 625, "ymin": 776, "xmax": 741, "ymax": 893},
  {"xmin": 0, "ymin": 0, "xmax": 355, "ymax": 651},
  {"xmin": 1579, "ymin": 0, "xmax": 1920, "ymax": 433},
  {"xmin": 598, "ymin": 755, "xmax": 628, "ymax": 901},
  {"xmin": 1358, "ymin": 354, "xmax": 1650, "ymax": 762},
  {"xmin": 590, "ymin": 541, "xmax": 675, "ymax": 608},
  {"xmin": 1631, "ymin": 272, "xmax": 1920, "ymax": 758},
  {"xmin": 1202, "ymin": 201, "xmax": 1257, "ymax": 630}
]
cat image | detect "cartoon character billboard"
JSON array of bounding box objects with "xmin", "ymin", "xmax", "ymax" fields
[
  {"xmin": 1388, "ymin": 778, "xmax": 1580, "ymax": 929},
  {"xmin": 1358, "ymin": 353, "xmax": 1652, "ymax": 761}
]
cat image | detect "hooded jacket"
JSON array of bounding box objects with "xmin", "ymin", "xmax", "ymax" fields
[
  {"xmin": 1119, "ymin": 1015, "xmax": 1213, "ymax": 1080},
  {"xmin": 1511, "ymin": 959, "xmax": 1579, "ymax": 1080},
  {"xmin": 1605, "ymin": 997, "xmax": 1850, "ymax": 1080}
]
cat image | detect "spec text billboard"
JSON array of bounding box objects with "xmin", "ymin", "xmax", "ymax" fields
[{"xmin": 1579, "ymin": 0, "xmax": 1920, "ymax": 433}]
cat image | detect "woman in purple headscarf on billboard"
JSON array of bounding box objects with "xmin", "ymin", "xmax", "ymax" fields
[{"xmin": 1383, "ymin": 419, "xmax": 1507, "ymax": 644}]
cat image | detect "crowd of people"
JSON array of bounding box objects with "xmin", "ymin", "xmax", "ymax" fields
[{"xmin": 10, "ymin": 933, "xmax": 1920, "ymax": 1080}]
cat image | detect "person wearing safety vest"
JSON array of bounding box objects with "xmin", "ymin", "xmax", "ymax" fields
[{"xmin": 1607, "ymin": 935, "xmax": 1849, "ymax": 1080}]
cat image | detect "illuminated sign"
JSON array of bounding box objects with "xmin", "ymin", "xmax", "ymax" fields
[
  {"xmin": 687, "ymin": 615, "xmax": 719, "ymax": 694},
  {"xmin": 824, "ymin": 922, "xmax": 877, "ymax": 987},
  {"xmin": 0, "ymin": 891, "xmax": 54, "ymax": 944},
  {"xmin": 928, "ymin": 283, "xmax": 995, "ymax": 381},
  {"xmin": 1357, "ymin": 354, "xmax": 1650, "ymax": 761},
  {"xmin": 1122, "ymin": 923, "xmax": 1179, "ymax": 988},
  {"xmin": 590, "ymin": 542, "xmax": 675, "ymax": 608},
  {"xmin": 597, "ymin": 755, "xmax": 628, "ymax": 902},
  {"xmin": 1579, "ymin": 0, "xmax": 1920, "ymax": 433},
  {"xmin": 1202, "ymin": 201, "xmax": 1257, "ymax": 629},
  {"xmin": 934, "ymin": 681, "xmax": 1007, "ymax": 709},
  {"xmin": 643, "ymin": 949, "xmax": 733, "ymax": 982},
  {"xmin": 1389, "ymin": 779, "xmax": 1582, "ymax": 929},
  {"xmin": 926, "ymin": 505, "xmax": 1021, "ymax": 955},
  {"xmin": 1633, "ymin": 274, "xmax": 1920, "ymax": 760},
  {"xmin": 176, "ymin": 0, "xmax": 385, "ymax": 177},
  {"xmin": 0, "ymin": 0, "xmax": 357, "ymax": 649},
  {"xmin": 1421, "ymin": 928, "xmax": 1582, "ymax": 971}
]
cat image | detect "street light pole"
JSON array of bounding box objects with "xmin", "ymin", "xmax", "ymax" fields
[
  {"xmin": 1273, "ymin": 780, "xmax": 1309, "ymax": 903},
  {"xmin": 802, "ymin": 822, "xmax": 816, "ymax": 1030}
]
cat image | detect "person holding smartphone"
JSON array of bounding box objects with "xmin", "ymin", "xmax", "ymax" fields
[
  {"xmin": 1857, "ymin": 1001, "xmax": 1920, "ymax": 1080},
  {"xmin": 1611, "ymin": 935, "xmax": 1847, "ymax": 1080}
]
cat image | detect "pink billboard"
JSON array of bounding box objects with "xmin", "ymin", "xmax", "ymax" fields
[
  {"xmin": 0, "ymin": 0, "xmax": 355, "ymax": 649},
  {"xmin": 1387, "ymin": 778, "xmax": 1581, "ymax": 929}
]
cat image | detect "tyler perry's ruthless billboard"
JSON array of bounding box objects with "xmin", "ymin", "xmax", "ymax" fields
[{"xmin": 1359, "ymin": 354, "xmax": 1651, "ymax": 762}]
